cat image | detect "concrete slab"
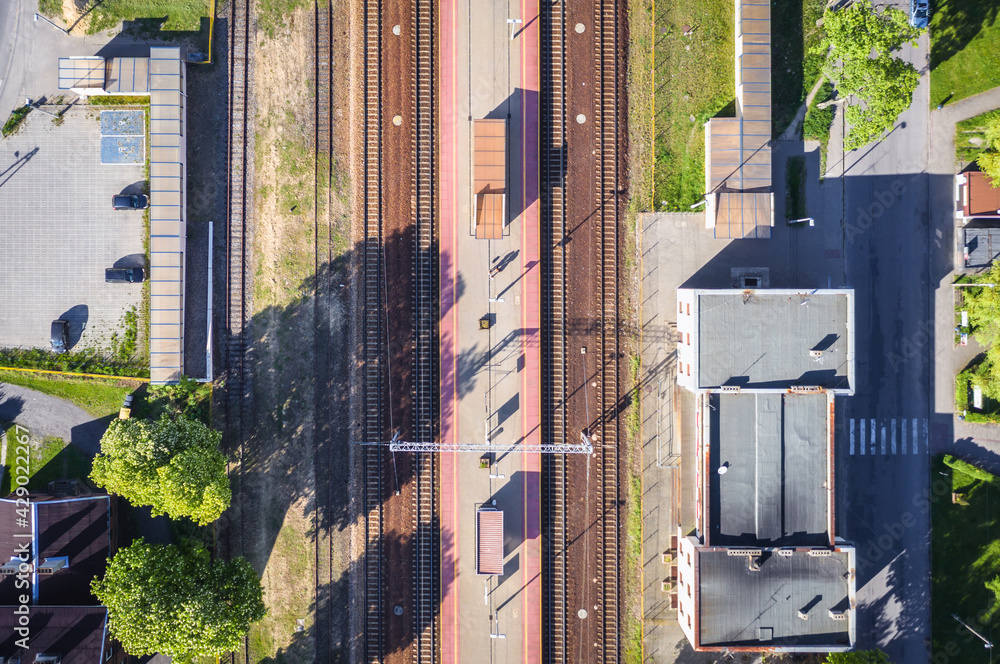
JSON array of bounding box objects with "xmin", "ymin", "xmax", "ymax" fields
[
  {"xmin": 0, "ymin": 108, "xmax": 144, "ymax": 351},
  {"xmin": 439, "ymin": 0, "xmax": 540, "ymax": 660}
]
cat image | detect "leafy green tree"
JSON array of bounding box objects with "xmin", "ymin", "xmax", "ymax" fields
[
  {"xmin": 93, "ymin": 541, "xmax": 266, "ymax": 659},
  {"xmin": 818, "ymin": 0, "xmax": 923, "ymax": 150},
  {"xmin": 91, "ymin": 416, "xmax": 230, "ymax": 524},
  {"xmin": 961, "ymin": 262, "xmax": 1000, "ymax": 399},
  {"xmin": 825, "ymin": 649, "xmax": 891, "ymax": 664},
  {"xmin": 976, "ymin": 115, "xmax": 1000, "ymax": 186}
]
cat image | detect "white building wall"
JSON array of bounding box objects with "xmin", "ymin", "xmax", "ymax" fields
[
  {"xmin": 676, "ymin": 288, "xmax": 697, "ymax": 393},
  {"xmin": 676, "ymin": 530, "xmax": 699, "ymax": 647}
]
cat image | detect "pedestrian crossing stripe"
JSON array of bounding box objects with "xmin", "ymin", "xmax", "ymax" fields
[{"xmin": 848, "ymin": 418, "xmax": 928, "ymax": 455}]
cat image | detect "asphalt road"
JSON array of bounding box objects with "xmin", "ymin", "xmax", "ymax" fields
[
  {"xmin": 0, "ymin": 381, "xmax": 106, "ymax": 453},
  {"xmin": 833, "ymin": 33, "xmax": 938, "ymax": 663}
]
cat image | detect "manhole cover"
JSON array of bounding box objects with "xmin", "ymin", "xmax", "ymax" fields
[
  {"xmin": 393, "ymin": 24, "xmax": 401, "ymax": 35},
  {"xmin": 576, "ymin": 114, "xmax": 586, "ymax": 124},
  {"xmin": 578, "ymin": 609, "xmax": 588, "ymax": 619},
  {"xmin": 575, "ymin": 23, "xmax": 585, "ymax": 33},
  {"xmin": 393, "ymin": 115, "xmax": 402, "ymax": 126},
  {"xmin": 393, "ymin": 605, "xmax": 403, "ymax": 616}
]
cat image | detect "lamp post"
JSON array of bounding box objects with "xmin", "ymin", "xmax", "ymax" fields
[
  {"xmin": 507, "ymin": 18, "xmax": 522, "ymax": 40},
  {"xmin": 34, "ymin": 12, "xmax": 69, "ymax": 34},
  {"xmin": 952, "ymin": 614, "xmax": 993, "ymax": 650}
]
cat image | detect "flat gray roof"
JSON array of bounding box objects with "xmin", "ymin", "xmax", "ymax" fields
[
  {"xmin": 697, "ymin": 290, "xmax": 852, "ymax": 391},
  {"xmin": 965, "ymin": 227, "xmax": 1000, "ymax": 272},
  {"xmin": 698, "ymin": 548, "xmax": 853, "ymax": 648},
  {"xmin": 708, "ymin": 392, "xmax": 830, "ymax": 546}
]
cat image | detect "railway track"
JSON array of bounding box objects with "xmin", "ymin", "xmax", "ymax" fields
[
  {"xmin": 363, "ymin": 0, "xmax": 386, "ymax": 656},
  {"xmin": 314, "ymin": 0, "xmax": 335, "ymax": 659},
  {"xmin": 594, "ymin": 0, "xmax": 621, "ymax": 657},
  {"xmin": 411, "ymin": 0, "xmax": 437, "ymax": 657},
  {"xmin": 540, "ymin": 0, "xmax": 568, "ymax": 661},
  {"xmin": 226, "ymin": 0, "xmax": 253, "ymax": 659}
]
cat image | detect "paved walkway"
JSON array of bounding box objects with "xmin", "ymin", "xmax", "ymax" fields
[
  {"xmin": 929, "ymin": 85, "xmax": 1000, "ymax": 470},
  {"xmin": 0, "ymin": 381, "xmax": 106, "ymax": 453},
  {"xmin": 438, "ymin": 0, "xmax": 540, "ymax": 659}
]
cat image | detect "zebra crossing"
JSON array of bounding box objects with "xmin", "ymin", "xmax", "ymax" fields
[{"xmin": 848, "ymin": 418, "xmax": 929, "ymax": 456}]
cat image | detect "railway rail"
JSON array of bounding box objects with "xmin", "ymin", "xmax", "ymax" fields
[
  {"xmin": 540, "ymin": 0, "xmax": 568, "ymax": 662},
  {"xmin": 226, "ymin": 0, "xmax": 253, "ymax": 659},
  {"xmin": 363, "ymin": 0, "xmax": 386, "ymax": 657},
  {"xmin": 593, "ymin": 0, "xmax": 621, "ymax": 658},
  {"xmin": 314, "ymin": 0, "xmax": 336, "ymax": 659},
  {"xmin": 411, "ymin": 0, "xmax": 437, "ymax": 657}
]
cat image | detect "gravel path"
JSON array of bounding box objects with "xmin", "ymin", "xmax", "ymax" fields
[{"xmin": 0, "ymin": 381, "xmax": 107, "ymax": 454}]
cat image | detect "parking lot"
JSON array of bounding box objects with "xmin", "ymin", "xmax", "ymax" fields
[{"xmin": 0, "ymin": 106, "xmax": 145, "ymax": 353}]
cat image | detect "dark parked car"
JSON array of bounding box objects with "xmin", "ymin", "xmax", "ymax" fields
[
  {"xmin": 910, "ymin": 0, "xmax": 929, "ymax": 28},
  {"xmin": 105, "ymin": 267, "xmax": 145, "ymax": 283},
  {"xmin": 50, "ymin": 320, "xmax": 69, "ymax": 354},
  {"xmin": 112, "ymin": 194, "xmax": 149, "ymax": 210}
]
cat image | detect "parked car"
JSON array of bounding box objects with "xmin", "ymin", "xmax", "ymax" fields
[
  {"xmin": 105, "ymin": 267, "xmax": 145, "ymax": 283},
  {"xmin": 910, "ymin": 0, "xmax": 929, "ymax": 28},
  {"xmin": 112, "ymin": 194, "xmax": 149, "ymax": 210},
  {"xmin": 50, "ymin": 320, "xmax": 69, "ymax": 354}
]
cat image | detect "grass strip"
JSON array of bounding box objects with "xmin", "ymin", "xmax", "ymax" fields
[
  {"xmin": 785, "ymin": 156, "xmax": 807, "ymax": 220},
  {"xmin": 83, "ymin": 0, "xmax": 211, "ymax": 33},
  {"xmin": 771, "ymin": 0, "xmax": 827, "ymax": 136},
  {"xmin": 803, "ymin": 80, "xmax": 835, "ymax": 174},
  {"xmin": 651, "ymin": 0, "xmax": 733, "ymax": 211},
  {"xmin": 930, "ymin": 0, "xmax": 1000, "ymax": 107},
  {"xmin": 932, "ymin": 455, "xmax": 1000, "ymax": 661},
  {"xmin": 2, "ymin": 106, "xmax": 31, "ymax": 137},
  {"xmin": 0, "ymin": 370, "xmax": 140, "ymax": 419}
]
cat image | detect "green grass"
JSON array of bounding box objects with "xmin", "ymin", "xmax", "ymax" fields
[
  {"xmin": 651, "ymin": 0, "xmax": 733, "ymax": 210},
  {"xmin": 0, "ymin": 370, "xmax": 139, "ymax": 418},
  {"xmin": 622, "ymin": 471, "xmax": 643, "ymax": 664},
  {"xmin": 956, "ymin": 108, "xmax": 1000, "ymax": 164},
  {"xmin": 2, "ymin": 106, "xmax": 31, "ymax": 137},
  {"xmin": 38, "ymin": 0, "xmax": 62, "ymax": 18},
  {"xmin": 83, "ymin": 0, "xmax": 210, "ymax": 33},
  {"xmin": 88, "ymin": 96, "xmax": 150, "ymax": 106},
  {"xmin": 803, "ymin": 80, "xmax": 835, "ymax": 173},
  {"xmin": 930, "ymin": 0, "xmax": 1000, "ymax": 107},
  {"xmin": 785, "ymin": 156, "xmax": 806, "ymax": 220},
  {"xmin": 0, "ymin": 431, "xmax": 92, "ymax": 496},
  {"xmin": 771, "ymin": 0, "xmax": 827, "ymax": 136},
  {"xmin": 256, "ymin": 0, "xmax": 310, "ymax": 38},
  {"xmin": 932, "ymin": 455, "xmax": 1000, "ymax": 662}
]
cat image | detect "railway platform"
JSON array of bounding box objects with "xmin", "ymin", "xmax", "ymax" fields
[{"xmin": 439, "ymin": 0, "xmax": 541, "ymax": 659}]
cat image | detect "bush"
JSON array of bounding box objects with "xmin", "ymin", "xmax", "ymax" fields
[
  {"xmin": 0, "ymin": 347, "xmax": 148, "ymax": 378},
  {"xmin": 943, "ymin": 455, "xmax": 1000, "ymax": 486},
  {"xmin": 2, "ymin": 106, "xmax": 31, "ymax": 137}
]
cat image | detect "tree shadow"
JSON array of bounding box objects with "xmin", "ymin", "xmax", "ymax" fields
[{"xmin": 929, "ymin": 0, "xmax": 1000, "ymax": 71}]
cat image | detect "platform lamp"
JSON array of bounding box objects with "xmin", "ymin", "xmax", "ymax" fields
[{"xmin": 507, "ymin": 18, "xmax": 522, "ymax": 40}]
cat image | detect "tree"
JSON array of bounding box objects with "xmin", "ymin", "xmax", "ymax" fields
[
  {"xmin": 961, "ymin": 262, "xmax": 1000, "ymax": 399},
  {"xmin": 976, "ymin": 115, "xmax": 1000, "ymax": 186},
  {"xmin": 92, "ymin": 541, "xmax": 266, "ymax": 659},
  {"xmin": 91, "ymin": 416, "xmax": 231, "ymax": 524},
  {"xmin": 818, "ymin": 0, "xmax": 923, "ymax": 150},
  {"xmin": 825, "ymin": 649, "xmax": 891, "ymax": 664}
]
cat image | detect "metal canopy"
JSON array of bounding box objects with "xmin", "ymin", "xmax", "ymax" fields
[{"xmin": 360, "ymin": 431, "xmax": 593, "ymax": 453}]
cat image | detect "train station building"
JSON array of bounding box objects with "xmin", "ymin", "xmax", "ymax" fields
[{"xmin": 674, "ymin": 289, "xmax": 857, "ymax": 652}]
